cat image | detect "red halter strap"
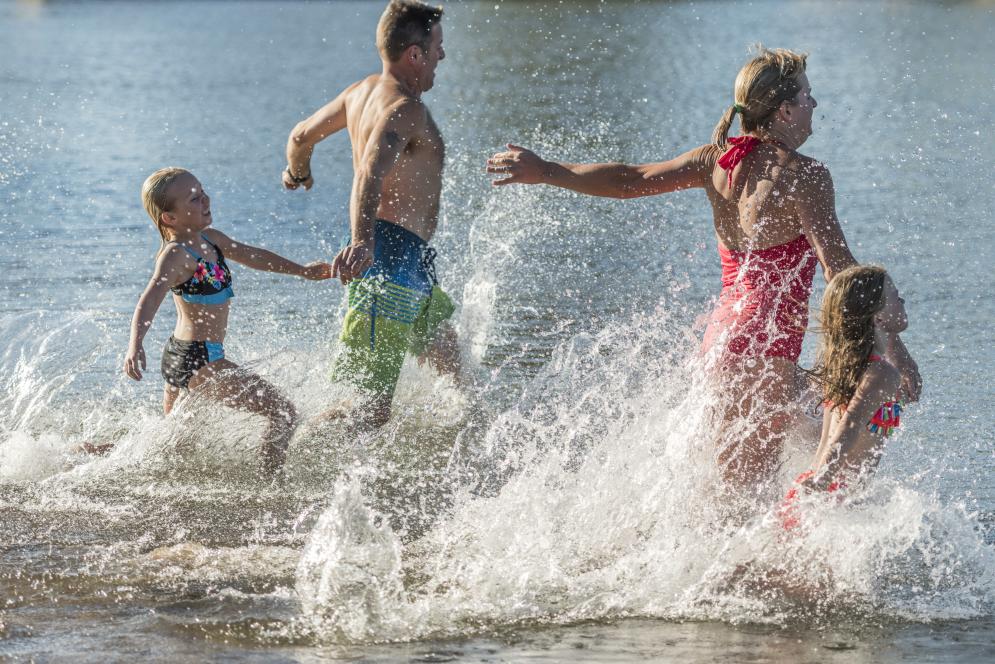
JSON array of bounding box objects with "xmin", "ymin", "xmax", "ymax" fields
[{"xmin": 717, "ymin": 135, "xmax": 762, "ymax": 187}]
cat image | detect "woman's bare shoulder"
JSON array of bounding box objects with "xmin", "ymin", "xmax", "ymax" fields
[
  {"xmin": 787, "ymin": 151, "xmax": 829, "ymax": 175},
  {"xmin": 781, "ymin": 152, "xmax": 835, "ymax": 194},
  {"xmin": 688, "ymin": 143, "xmax": 723, "ymax": 168}
]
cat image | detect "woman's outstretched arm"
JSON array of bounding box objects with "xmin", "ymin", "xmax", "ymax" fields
[{"xmin": 486, "ymin": 144, "xmax": 714, "ymax": 199}]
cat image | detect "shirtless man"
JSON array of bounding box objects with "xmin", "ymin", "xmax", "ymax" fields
[{"xmin": 282, "ymin": 0, "xmax": 457, "ymax": 428}]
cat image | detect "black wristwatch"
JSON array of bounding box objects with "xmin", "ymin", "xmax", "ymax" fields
[{"xmin": 285, "ymin": 167, "xmax": 311, "ymax": 184}]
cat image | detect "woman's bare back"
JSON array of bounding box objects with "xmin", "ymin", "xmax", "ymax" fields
[{"xmin": 697, "ymin": 143, "xmax": 822, "ymax": 251}]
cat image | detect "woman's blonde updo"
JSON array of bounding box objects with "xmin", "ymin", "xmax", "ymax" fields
[
  {"xmin": 712, "ymin": 46, "xmax": 808, "ymax": 147},
  {"xmin": 812, "ymin": 265, "xmax": 888, "ymax": 407},
  {"xmin": 141, "ymin": 167, "xmax": 189, "ymax": 254}
]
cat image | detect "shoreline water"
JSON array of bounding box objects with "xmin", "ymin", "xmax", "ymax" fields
[{"xmin": 2, "ymin": 1, "xmax": 993, "ymax": 660}]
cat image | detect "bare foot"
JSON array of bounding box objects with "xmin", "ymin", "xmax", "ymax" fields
[
  {"xmin": 79, "ymin": 442, "xmax": 114, "ymax": 455},
  {"xmin": 315, "ymin": 406, "xmax": 349, "ymax": 423}
]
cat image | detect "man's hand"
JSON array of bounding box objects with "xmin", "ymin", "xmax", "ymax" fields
[
  {"xmin": 331, "ymin": 244, "xmax": 373, "ymax": 285},
  {"xmin": 301, "ymin": 261, "xmax": 333, "ymax": 281},
  {"xmin": 282, "ymin": 168, "xmax": 314, "ymax": 191},
  {"xmin": 486, "ymin": 144, "xmax": 548, "ymax": 186},
  {"xmin": 124, "ymin": 344, "xmax": 146, "ymax": 381}
]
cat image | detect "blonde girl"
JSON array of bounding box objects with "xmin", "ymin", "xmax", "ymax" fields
[{"xmin": 124, "ymin": 167, "xmax": 331, "ymax": 472}]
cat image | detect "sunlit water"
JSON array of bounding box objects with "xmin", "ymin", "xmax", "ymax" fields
[{"xmin": 2, "ymin": 1, "xmax": 993, "ymax": 661}]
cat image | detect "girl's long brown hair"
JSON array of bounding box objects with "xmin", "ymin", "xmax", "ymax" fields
[{"xmin": 811, "ymin": 265, "xmax": 888, "ymax": 406}]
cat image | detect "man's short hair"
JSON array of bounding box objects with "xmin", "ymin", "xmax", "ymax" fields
[{"xmin": 376, "ymin": 0, "xmax": 443, "ymax": 62}]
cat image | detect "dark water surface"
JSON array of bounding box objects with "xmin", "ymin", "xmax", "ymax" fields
[{"xmin": 2, "ymin": 0, "xmax": 994, "ymax": 661}]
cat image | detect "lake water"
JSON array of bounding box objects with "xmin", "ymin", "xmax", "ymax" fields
[{"xmin": 1, "ymin": 0, "xmax": 994, "ymax": 661}]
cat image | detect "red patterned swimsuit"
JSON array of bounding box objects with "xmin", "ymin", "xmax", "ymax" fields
[{"xmin": 701, "ymin": 136, "xmax": 818, "ymax": 362}]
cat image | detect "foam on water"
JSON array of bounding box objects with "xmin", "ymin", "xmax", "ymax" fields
[
  {"xmin": 1, "ymin": 255, "xmax": 992, "ymax": 648},
  {"xmin": 1, "ymin": 230, "xmax": 991, "ymax": 651},
  {"xmin": 2, "ymin": 1, "xmax": 994, "ymax": 656},
  {"xmin": 292, "ymin": 306, "xmax": 995, "ymax": 643}
]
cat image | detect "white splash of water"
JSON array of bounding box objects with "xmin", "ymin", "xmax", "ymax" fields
[
  {"xmin": 294, "ymin": 306, "xmax": 995, "ymax": 642},
  {"xmin": 296, "ymin": 476, "xmax": 406, "ymax": 642}
]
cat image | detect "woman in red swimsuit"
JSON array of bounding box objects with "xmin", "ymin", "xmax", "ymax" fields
[{"xmin": 486, "ymin": 47, "xmax": 921, "ymax": 487}]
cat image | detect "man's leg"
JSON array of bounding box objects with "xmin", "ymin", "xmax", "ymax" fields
[
  {"xmin": 328, "ymin": 281, "xmax": 410, "ymax": 429},
  {"xmin": 418, "ymin": 321, "xmax": 460, "ymax": 382},
  {"xmin": 356, "ymin": 391, "xmax": 394, "ymax": 430},
  {"xmin": 411, "ymin": 285, "xmax": 458, "ymax": 382}
]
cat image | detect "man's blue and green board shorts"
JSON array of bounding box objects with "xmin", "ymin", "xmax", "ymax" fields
[{"xmin": 332, "ymin": 219, "xmax": 455, "ymax": 396}]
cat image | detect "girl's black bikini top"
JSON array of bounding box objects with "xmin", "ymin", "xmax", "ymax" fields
[{"xmin": 170, "ymin": 234, "xmax": 234, "ymax": 305}]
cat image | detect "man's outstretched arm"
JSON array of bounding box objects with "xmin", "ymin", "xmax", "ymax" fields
[{"xmin": 283, "ymin": 84, "xmax": 354, "ymax": 190}]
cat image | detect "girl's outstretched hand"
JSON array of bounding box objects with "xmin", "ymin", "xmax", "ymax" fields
[
  {"xmin": 331, "ymin": 244, "xmax": 373, "ymax": 285},
  {"xmin": 124, "ymin": 345, "xmax": 146, "ymax": 381},
  {"xmin": 302, "ymin": 261, "xmax": 333, "ymax": 281}
]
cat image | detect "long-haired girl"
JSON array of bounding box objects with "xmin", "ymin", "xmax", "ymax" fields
[{"xmin": 781, "ymin": 265, "xmax": 909, "ymax": 526}]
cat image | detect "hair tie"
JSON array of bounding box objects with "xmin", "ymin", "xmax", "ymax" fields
[{"xmin": 733, "ymin": 103, "xmax": 745, "ymax": 115}]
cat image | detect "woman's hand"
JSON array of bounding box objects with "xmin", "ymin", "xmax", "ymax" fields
[
  {"xmin": 301, "ymin": 261, "xmax": 333, "ymax": 281},
  {"xmin": 124, "ymin": 344, "xmax": 146, "ymax": 381},
  {"xmin": 486, "ymin": 144, "xmax": 548, "ymax": 186}
]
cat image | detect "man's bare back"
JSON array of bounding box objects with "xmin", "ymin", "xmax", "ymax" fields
[
  {"xmin": 283, "ymin": 15, "xmax": 446, "ymax": 281},
  {"xmin": 343, "ymin": 73, "xmax": 444, "ymax": 243}
]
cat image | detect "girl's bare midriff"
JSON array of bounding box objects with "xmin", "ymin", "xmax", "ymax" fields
[{"xmin": 171, "ymin": 296, "xmax": 229, "ymax": 343}]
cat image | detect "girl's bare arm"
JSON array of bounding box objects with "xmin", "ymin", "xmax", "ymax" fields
[
  {"xmin": 205, "ymin": 229, "xmax": 331, "ymax": 280},
  {"xmin": 124, "ymin": 248, "xmax": 190, "ymax": 380},
  {"xmin": 814, "ymin": 363, "xmax": 901, "ymax": 486}
]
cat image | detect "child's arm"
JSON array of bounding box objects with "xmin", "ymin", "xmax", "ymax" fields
[
  {"xmin": 205, "ymin": 229, "xmax": 332, "ymax": 280},
  {"xmin": 813, "ymin": 363, "xmax": 902, "ymax": 487},
  {"xmin": 883, "ymin": 331, "xmax": 922, "ymax": 403},
  {"xmin": 123, "ymin": 248, "xmax": 190, "ymax": 381}
]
